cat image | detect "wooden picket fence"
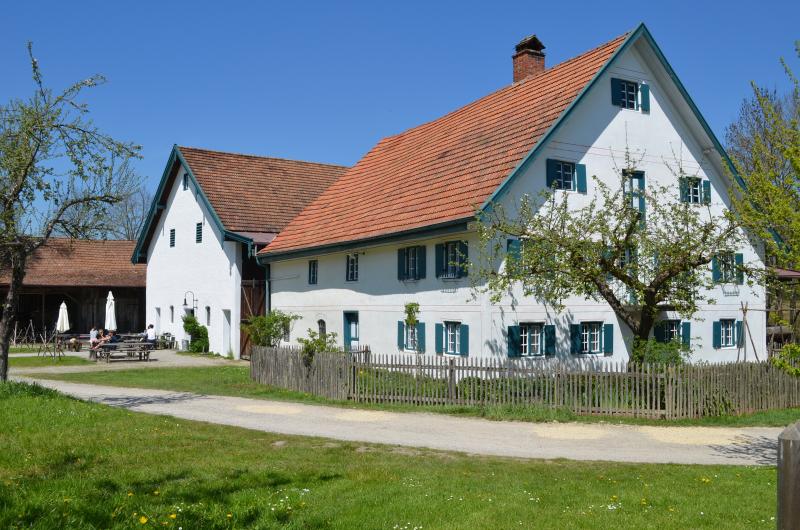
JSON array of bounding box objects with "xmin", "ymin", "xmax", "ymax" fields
[{"xmin": 250, "ymin": 346, "xmax": 800, "ymax": 419}]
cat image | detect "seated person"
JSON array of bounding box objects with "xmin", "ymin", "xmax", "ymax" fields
[
  {"xmin": 89, "ymin": 325, "xmax": 100, "ymax": 348},
  {"xmin": 144, "ymin": 324, "xmax": 156, "ymax": 346},
  {"xmin": 107, "ymin": 330, "xmax": 121, "ymax": 344},
  {"xmin": 91, "ymin": 330, "xmax": 109, "ymax": 351}
]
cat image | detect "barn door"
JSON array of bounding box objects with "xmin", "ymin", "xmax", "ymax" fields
[{"xmin": 240, "ymin": 280, "xmax": 266, "ymax": 360}]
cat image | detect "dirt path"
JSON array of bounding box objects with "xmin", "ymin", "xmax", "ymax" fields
[{"xmin": 16, "ymin": 376, "xmax": 781, "ymax": 466}]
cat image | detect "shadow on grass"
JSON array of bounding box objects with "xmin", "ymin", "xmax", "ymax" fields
[
  {"xmin": 96, "ymin": 392, "xmax": 204, "ymax": 408},
  {"xmin": 709, "ymin": 435, "xmax": 778, "ymax": 466}
]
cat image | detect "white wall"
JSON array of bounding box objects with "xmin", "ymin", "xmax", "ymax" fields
[
  {"xmin": 268, "ymin": 38, "xmax": 766, "ymax": 362},
  {"xmin": 145, "ymin": 165, "xmax": 243, "ymax": 358}
]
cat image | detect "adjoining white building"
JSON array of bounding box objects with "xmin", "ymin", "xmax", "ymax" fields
[
  {"xmin": 132, "ymin": 146, "xmax": 347, "ymax": 358},
  {"xmin": 259, "ymin": 24, "xmax": 767, "ymax": 362}
]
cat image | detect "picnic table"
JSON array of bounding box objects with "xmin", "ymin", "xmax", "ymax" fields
[{"xmin": 94, "ymin": 341, "xmax": 154, "ymax": 363}]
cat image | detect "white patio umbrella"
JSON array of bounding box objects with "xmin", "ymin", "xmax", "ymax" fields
[
  {"xmin": 105, "ymin": 291, "xmax": 117, "ymax": 331},
  {"xmin": 56, "ymin": 302, "xmax": 70, "ymax": 333}
]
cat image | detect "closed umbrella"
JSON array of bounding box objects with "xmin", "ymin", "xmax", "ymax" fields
[
  {"xmin": 105, "ymin": 291, "xmax": 117, "ymax": 331},
  {"xmin": 56, "ymin": 302, "xmax": 70, "ymax": 333}
]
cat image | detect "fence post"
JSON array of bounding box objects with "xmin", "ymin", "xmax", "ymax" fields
[
  {"xmin": 447, "ymin": 358, "xmax": 455, "ymax": 402},
  {"xmin": 778, "ymin": 421, "xmax": 800, "ymax": 529}
]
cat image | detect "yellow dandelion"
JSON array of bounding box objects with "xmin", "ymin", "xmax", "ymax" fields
[
  {"xmin": 700, "ymin": 477, "xmax": 711, "ymax": 484},
  {"xmin": 169, "ymin": 514, "xmax": 177, "ymax": 519},
  {"xmin": 227, "ymin": 513, "xmax": 232, "ymax": 518},
  {"xmin": 139, "ymin": 515, "xmax": 148, "ymax": 524},
  {"xmin": 128, "ymin": 492, "xmax": 134, "ymax": 497},
  {"xmin": 153, "ymin": 490, "xmax": 160, "ymax": 495}
]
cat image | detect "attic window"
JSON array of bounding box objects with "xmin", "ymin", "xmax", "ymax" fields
[
  {"xmin": 611, "ymin": 78, "xmax": 650, "ymax": 112},
  {"xmin": 182, "ymin": 174, "xmax": 189, "ymax": 191}
]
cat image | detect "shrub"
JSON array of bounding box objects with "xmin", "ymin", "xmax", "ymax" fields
[
  {"xmin": 182, "ymin": 314, "xmax": 209, "ymax": 353},
  {"xmin": 297, "ymin": 329, "xmax": 339, "ymax": 366},
  {"xmin": 243, "ymin": 311, "xmax": 300, "ymax": 347},
  {"xmin": 632, "ymin": 338, "xmax": 689, "ymax": 365},
  {"xmin": 770, "ymin": 343, "xmax": 800, "ymax": 376}
]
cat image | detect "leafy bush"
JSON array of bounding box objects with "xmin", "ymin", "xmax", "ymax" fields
[
  {"xmin": 297, "ymin": 329, "xmax": 339, "ymax": 366},
  {"xmin": 243, "ymin": 311, "xmax": 299, "ymax": 347},
  {"xmin": 632, "ymin": 338, "xmax": 689, "ymax": 365},
  {"xmin": 182, "ymin": 314, "xmax": 209, "ymax": 353},
  {"xmin": 770, "ymin": 343, "xmax": 800, "ymax": 376}
]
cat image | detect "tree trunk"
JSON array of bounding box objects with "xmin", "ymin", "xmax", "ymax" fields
[{"xmin": 0, "ymin": 249, "xmax": 27, "ymax": 382}]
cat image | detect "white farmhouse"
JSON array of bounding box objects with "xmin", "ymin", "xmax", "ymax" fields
[
  {"xmin": 132, "ymin": 146, "xmax": 347, "ymax": 358},
  {"xmin": 258, "ymin": 24, "xmax": 767, "ymax": 362}
]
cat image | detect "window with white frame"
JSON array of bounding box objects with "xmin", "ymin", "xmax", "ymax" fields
[
  {"xmin": 405, "ymin": 324, "xmax": 418, "ymax": 351},
  {"xmin": 445, "ymin": 242, "xmax": 460, "ymax": 278},
  {"xmin": 619, "ymin": 80, "xmax": 638, "ymax": 110},
  {"xmin": 308, "ymin": 260, "xmax": 318, "ymax": 285},
  {"xmin": 664, "ymin": 319, "xmax": 680, "ymax": 342},
  {"xmin": 720, "ymin": 319, "xmax": 735, "ymax": 347},
  {"xmin": 445, "ymin": 321, "xmax": 461, "ymax": 355},
  {"xmin": 405, "ymin": 246, "xmax": 418, "ymax": 279},
  {"xmin": 687, "ymin": 177, "xmax": 702, "ymax": 204},
  {"xmin": 520, "ymin": 323, "xmax": 543, "ymax": 356},
  {"xmin": 554, "ymin": 161, "xmax": 575, "ymax": 191},
  {"xmin": 346, "ymin": 253, "xmax": 359, "ymax": 282},
  {"xmin": 581, "ymin": 322, "xmax": 603, "ymax": 354},
  {"xmin": 718, "ymin": 253, "xmax": 736, "ymax": 283}
]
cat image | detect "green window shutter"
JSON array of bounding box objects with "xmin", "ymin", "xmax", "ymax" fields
[
  {"xmin": 735, "ymin": 253, "xmax": 744, "ymax": 284},
  {"xmin": 610, "ymin": 78, "xmax": 623, "ymax": 106},
  {"xmin": 343, "ymin": 316, "xmax": 351, "ymax": 347},
  {"xmin": 417, "ymin": 246, "xmax": 427, "ymax": 279},
  {"xmin": 397, "ymin": 321, "xmax": 405, "ymax": 350},
  {"xmin": 681, "ymin": 321, "xmax": 691, "ymax": 347},
  {"xmin": 576, "ymin": 164, "xmax": 587, "ymax": 193},
  {"xmin": 653, "ymin": 321, "xmax": 666, "ymax": 343},
  {"xmin": 507, "ymin": 325, "xmax": 521, "ymax": 358},
  {"xmin": 397, "ymin": 248, "xmax": 407, "ymax": 281},
  {"xmin": 459, "ymin": 324, "xmax": 469, "ymax": 356},
  {"xmin": 435, "ymin": 244, "xmax": 445, "ymax": 278},
  {"xmin": 702, "ymin": 180, "xmax": 711, "ymax": 205},
  {"xmin": 679, "ymin": 177, "xmax": 689, "ymax": 203},
  {"xmin": 637, "ymin": 175, "xmax": 646, "ymax": 224},
  {"xmin": 712, "ymin": 321, "xmax": 721, "ymax": 349},
  {"xmin": 639, "ymin": 82, "xmax": 650, "ymax": 112},
  {"xmin": 711, "ymin": 256, "xmax": 721, "ymax": 282},
  {"xmin": 736, "ymin": 320, "xmax": 744, "ymax": 347},
  {"xmin": 458, "ymin": 241, "xmax": 469, "ymax": 278},
  {"xmin": 569, "ymin": 324, "xmax": 581, "ymax": 354},
  {"xmin": 435, "ymin": 323, "xmax": 443, "ymax": 354},
  {"xmin": 507, "ymin": 239, "xmax": 521, "ymax": 262},
  {"xmin": 546, "ymin": 159, "xmax": 558, "ymax": 188},
  {"xmin": 544, "ymin": 325, "xmax": 556, "ymax": 356},
  {"xmin": 417, "ymin": 322, "xmax": 426, "ymax": 353},
  {"xmin": 603, "ymin": 324, "xmax": 613, "ymax": 355}
]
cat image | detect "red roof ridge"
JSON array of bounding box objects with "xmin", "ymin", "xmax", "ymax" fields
[{"xmin": 177, "ymin": 145, "xmax": 349, "ymax": 169}]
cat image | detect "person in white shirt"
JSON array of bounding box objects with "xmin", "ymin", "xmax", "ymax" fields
[
  {"xmin": 145, "ymin": 324, "xmax": 157, "ymax": 345},
  {"xmin": 89, "ymin": 325, "xmax": 99, "ymax": 347}
]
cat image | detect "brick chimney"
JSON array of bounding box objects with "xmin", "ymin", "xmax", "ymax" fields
[{"xmin": 513, "ymin": 34, "xmax": 546, "ymax": 82}]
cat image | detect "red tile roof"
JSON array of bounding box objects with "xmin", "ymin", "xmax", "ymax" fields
[
  {"xmin": 178, "ymin": 147, "xmax": 348, "ymax": 234},
  {"xmin": 262, "ymin": 32, "xmax": 628, "ymax": 256},
  {"xmin": 0, "ymin": 239, "xmax": 146, "ymax": 288}
]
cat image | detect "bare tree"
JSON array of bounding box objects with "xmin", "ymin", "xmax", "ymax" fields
[
  {"xmin": 56, "ymin": 187, "xmax": 152, "ymax": 240},
  {"xmin": 0, "ymin": 44, "xmax": 141, "ymax": 381}
]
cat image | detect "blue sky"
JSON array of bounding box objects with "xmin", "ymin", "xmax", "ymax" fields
[{"xmin": 3, "ymin": 1, "xmax": 798, "ymax": 192}]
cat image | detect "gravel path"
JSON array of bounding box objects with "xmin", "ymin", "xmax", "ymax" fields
[{"xmin": 16, "ymin": 376, "xmax": 781, "ymax": 466}]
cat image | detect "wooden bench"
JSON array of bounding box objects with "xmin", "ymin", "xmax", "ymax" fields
[{"xmin": 96, "ymin": 342, "xmax": 154, "ymax": 363}]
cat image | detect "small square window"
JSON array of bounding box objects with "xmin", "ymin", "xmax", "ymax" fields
[
  {"xmin": 445, "ymin": 321, "xmax": 461, "ymax": 355},
  {"xmin": 664, "ymin": 319, "xmax": 680, "ymax": 342},
  {"xmin": 346, "ymin": 254, "xmax": 359, "ymax": 282},
  {"xmin": 169, "ymin": 228, "xmax": 175, "ymax": 248},
  {"xmin": 619, "ymin": 80, "xmax": 638, "ymax": 110},
  {"xmin": 308, "ymin": 260, "xmax": 318, "ymax": 284},
  {"xmin": 581, "ymin": 322, "xmax": 603, "ymax": 354},
  {"xmin": 554, "ymin": 161, "xmax": 575, "ymax": 191}
]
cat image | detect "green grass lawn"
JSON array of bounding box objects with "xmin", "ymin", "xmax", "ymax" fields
[
  {"xmin": 0, "ymin": 381, "xmax": 778, "ymax": 529},
  {"xmin": 36, "ymin": 366, "xmax": 800, "ymax": 427},
  {"xmin": 9, "ymin": 355, "xmax": 91, "ymax": 368},
  {"xmin": 9, "ymin": 345, "xmax": 43, "ymax": 354}
]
